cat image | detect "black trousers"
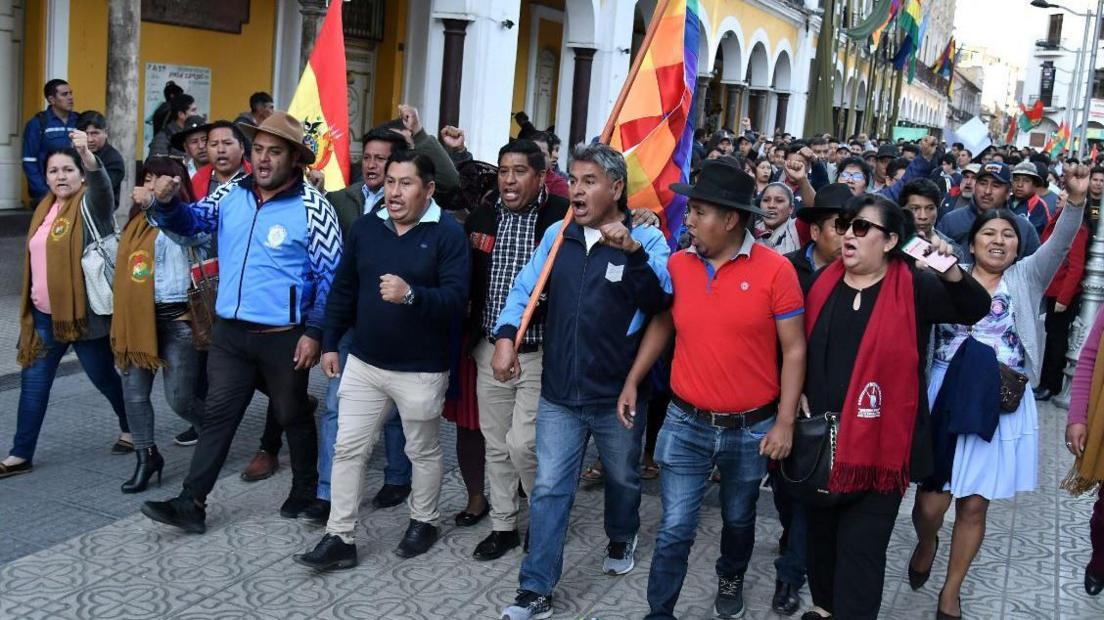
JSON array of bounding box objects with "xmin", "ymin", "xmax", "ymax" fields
[
  {"xmin": 805, "ymin": 490, "xmax": 903, "ymax": 619},
  {"xmin": 1040, "ymin": 295, "xmax": 1080, "ymax": 394},
  {"xmin": 183, "ymin": 320, "xmax": 318, "ymax": 502}
]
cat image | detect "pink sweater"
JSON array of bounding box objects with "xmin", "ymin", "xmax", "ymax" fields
[
  {"xmin": 1069, "ymin": 308, "xmax": 1104, "ymax": 425},
  {"xmin": 27, "ymin": 202, "xmax": 62, "ymax": 315}
]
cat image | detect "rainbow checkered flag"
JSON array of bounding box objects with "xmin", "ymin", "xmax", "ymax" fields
[{"xmin": 607, "ymin": 0, "xmax": 700, "ymax": 246}]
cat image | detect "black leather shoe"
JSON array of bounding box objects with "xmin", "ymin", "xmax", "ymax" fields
[
  {"xmin": 300, "ymin": 499, "xmax": 331, "ymax": 525},
  {"xmin": 908, "ymin": 536, "xmax": 939, "ymax": 591},
  {"xmin": 122, "ymin": 446, "xmax": 165, "ymax": 494},
  {"xmin": 454, "ymin": 501, "xmax": 491, "ymax": 527},
  {"xmin": 372, "ymin": 483, "xmax": 411, "ymax": 509},
  {"xmin": 473, "ymin": 530, "xmax": 520, "ymax": 561},
  {"xmin": 1086, "ymin": 567, "xmax": 1104, "ymax": 596},
  {"xmin": 772, "ymin": 580, "xmax": 800, "ymax": 616},
  {"xmin": 280, "ymin": 493, "xmax": 314, "ymax": 519},
  {"xmin": 394, "ymin": 519, "xmax": 439, "ymax": 558},
  {"xmin": 293, "ymin": 533, "xmax": 357, "ymax": 571},
  {"xmin": 141, "ymin": 495, "xmax": 206, "ymax": 534},
  {"xmin": 801, "ymin": 613, "xmax": 831, "ymax": 620}
]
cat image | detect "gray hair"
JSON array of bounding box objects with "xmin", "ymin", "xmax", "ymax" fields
[{"xmin": 569, "ymin": 143, "xmax": 627, "ymax": 186}]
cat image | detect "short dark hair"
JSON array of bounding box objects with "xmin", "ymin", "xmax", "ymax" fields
[
  {"xmin": 545, "ymin": 132, "xmax": 561, "ymax": 149},
  {"xmin": 163, "ymin": 81, "xmax": 184, "ymax": 100},
  {"xmin": 839, "ymin": 156, "xmax": 872, "ymax": 187},
  {"xmin": 899, "ymin": 178, "xmax": 943, "ymax": 208},
  {"xmin": 841, "ymin": 193, "xmax": 914, "ymax": 260},
  {"xmin": 206, "ymin": 120, "xmax": 247, "ymax": 148},
  {"xmin": 940, "ymin": 153, "xmax": 956, "ymax": 166},
  {"xmin": 968, "ymin": 208, "xmax": 1023, "ymax": 256},
  {"xmin": 249, "ymin": 92, "xmax": 273, "ymax": 111},
  {"xmin": 809, "ymin": 136, "xmax": 828, "ymax": 147},
  {"xmin": 170, "ymin": 94, "xmax": 195, "ymax": 117},
  {"xmin": 76, "ymin": 110, "xmax": 107, "ymax": 132},
  {"xmin": 498, "ymin": 139, "xmax": 546, "ymax": 173},
  {"xmin": 361, "ymin": 126, "xmax": 408, "ymax": 153},
  {"xmin": 531, "ymin": 131, "xmax": 551, "ymax": 147},
  {"xmin": 44, "ymin": 147, "xmax": 84, "ymax": 177},
  {"xmin": 385, "ymin": 150, "xmax": 436, "ymax": 185},
  {"xmin": 960, "ymin": 148, "xmax": 973, "ymax": 158},
  {"xmin": 952, "ymin": 142, "xmax": 965, "ymax": 150},
  {"xmin": 44, "ymin": 79, "xmax": 68, "ymax": 100},
  {"xmin": 901, "ymin": 143, "xmax": 919, "ymax": 155},
  {"xmin": 1091, "ymin": 165, "xmax": 1104, "ymax": 178},
  {"xmin": 886, "ymin": 158, "xmax": 908, "ymax": 179}
]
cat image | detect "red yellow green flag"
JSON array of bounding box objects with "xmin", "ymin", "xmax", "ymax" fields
[{"xmin": 289, "ymin": 0, "xmax": 350, "ymax": 191}]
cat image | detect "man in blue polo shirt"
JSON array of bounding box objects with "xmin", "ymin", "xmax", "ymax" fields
[{"xmin": 22, "ymin": 79, "xmax": 78, "ymax": 203}]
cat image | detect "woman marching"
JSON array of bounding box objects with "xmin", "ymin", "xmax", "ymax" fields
[
  {"xmin": 908, "ymin": 165, "xmax": 1088, "ymax": 618},
  {"xmin": 112, "ymin": 157, "xmax": 210, "ymax": 493}
]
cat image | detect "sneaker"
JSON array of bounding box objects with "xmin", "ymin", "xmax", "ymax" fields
[
  {"xmin": 293, "ymin": 533, "xmax": 357, "ymax": 571},
  {"xmin": 141, "ymin": 495, "xmax": 207, "ymax": 534},
  {"xmin": 602, "ymin": 534, "xmax": 638, "ymax": 575},
  {"xmin": 715, "ymin": 574, "xmax": 745, "ymax": 619},
  {"xmin": 173, "ymin": 427, "xmax": 198, "ymax": 446},
  {"xmin": 500, "ymin": 589, "xmax": 553, "ymax": 620},
  {"xmin": 299, "ymin": 499, "xmax": 331, "ymax": 525}
]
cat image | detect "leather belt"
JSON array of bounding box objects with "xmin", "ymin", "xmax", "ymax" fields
[{"xmin": 671, "ymin": 394, "xmax": 777, "ymax": 429}]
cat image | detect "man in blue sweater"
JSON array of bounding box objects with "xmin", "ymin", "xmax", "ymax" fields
[
  {"xmin": 936, "ymin": 162, "xmax": 1041, "ymax": 258},
  {"xmin": 295, "ymin": 151, "xmax": 469, "ymax": 569},
  {"xmin": 497, "ymin": 144, "xmax": 672, "ymax": 620},
  {"xmin": 138, "ymin": 112, "xmax": 342, "ymax": 534},
  {"xmin": 22, "ymin": 79, "xmax": 78, "ymax": 203}
]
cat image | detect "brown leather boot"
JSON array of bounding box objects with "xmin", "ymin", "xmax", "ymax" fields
[{"xmin": 241, "ymin": 450, "xmax": 279, "ymax": 481}]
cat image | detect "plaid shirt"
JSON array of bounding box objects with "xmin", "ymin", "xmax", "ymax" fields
[{"xmin": 482, "ymin": 192, "xmax": 544, "ymax": 346}]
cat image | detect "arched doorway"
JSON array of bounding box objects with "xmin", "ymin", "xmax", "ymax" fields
[
  {"xmin": 772, "ymin": 50, "xmax": 792, "ymax": 135},
  {"xmin": 532, "ymin": 48, "xmax": 559, "ymax": 131},
  {"xmin": 745, "ymin": 42, "xmax": 770, "ymax": 133}
]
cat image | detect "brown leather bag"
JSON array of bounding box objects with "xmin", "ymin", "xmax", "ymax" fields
[
  {"xmin": 998, "ymin": 363, "xmax": 1028, "ymax": 413},
  {"xmin": 186, "ymin": 249, "xmax": 218, "ymax": 351}
]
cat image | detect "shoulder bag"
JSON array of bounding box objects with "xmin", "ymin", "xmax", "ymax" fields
[
  {"xmin": 778, "ymin": 411, "xmax": 847, "ymax": 507},
  {"xmin": 80, "ymin": 196, "xmax": 119, "ymax": 315},
  {"xmin": 185, "ymin": 248, "xmax": 218, "ymax": 351}
]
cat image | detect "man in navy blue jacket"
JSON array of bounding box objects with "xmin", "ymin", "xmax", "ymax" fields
[
  {"xmin": 496, "ymin": 144, "xmax": 672, "ymax": 620},
  {"xmin": 294, "ymin": 151, "xmax": 469, "ymax": 569},
  {"xmin": 138, "ymin": 112, "xmax": 342, "ymax": 534},
  {"xmin": 22, "ymin": 79, "xmax": 78, "ymax": 203}
]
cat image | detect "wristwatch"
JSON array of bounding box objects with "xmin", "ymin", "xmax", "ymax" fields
[{"xmin": 401, "ymin": 288, "xmax": 416, "ymax": 305}]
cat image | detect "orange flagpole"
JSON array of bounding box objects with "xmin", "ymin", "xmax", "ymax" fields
[{"xmin": 513, "ymin": 0, "xmax": 674, "ymax": 348}]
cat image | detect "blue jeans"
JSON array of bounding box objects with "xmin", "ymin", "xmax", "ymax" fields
[
  {"xmin": 519, "ymin": 397, "xmax": 645, "ymax": 595},
  {"xmin": 772, "ymin": 471, "xmax": 808, "ymax": 588},
  {"xmin": 645, "ymin": 401, "xmax": 774, "ymax": 619},
  {"xmin": 11, "ymin": 309, "xmax": 128, "ymax": 460},
  {"xmin": 316, "ymin": 331, "xmax": 411, "ymax": 501}
]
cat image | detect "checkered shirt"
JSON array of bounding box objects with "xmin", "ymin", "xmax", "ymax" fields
[{"xmin": 482, "ymin": 193, "xmax": 544, "ymax": 346}]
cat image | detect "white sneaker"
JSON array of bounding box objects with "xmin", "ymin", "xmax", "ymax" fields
[{"xmin": 602, "ymin": 534, "xmax": 638, "ymax": 575}]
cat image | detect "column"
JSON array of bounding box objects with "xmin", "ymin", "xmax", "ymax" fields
[
  {"xmin": 775, "ymin": 93, "xmax": 790, "ymax": 134},
  {"xmin": 298, "ymin": 0, "xmax": 327, "ymax": 72},
  {"xmin": 694, "ymin": 77, "xmax": 709, "ymax": 130},
  {"xmin": 569, "ymin": 47, "xmax": 596, "ymax": 148},
  {"xmin": 0, "ymin": 0, "xmax": 26, "ymax": 210},
  {"xmin": 453, "ymin": 0, "xmax": 521, "ymax": 161},
  {"xmin": 106, "ymin": 0, "xmax": 140, "ymax": 222},
  {"xmin": 438, "ymin": 18, "xmax": 469, "ymax": 131},
  {"xmin": 724, "ymin": 83, "xmax": 744, "ymax": 131}
]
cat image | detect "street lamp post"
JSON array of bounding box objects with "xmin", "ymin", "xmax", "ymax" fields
[
  {"xmin": 1031, "ymin": 0, "xmax": 1098, "ymax": 157},
  {"xmin": 1056, "ymin": 191, "xmax": 1104, "ymax": 408},
  {"xmin": 1078, "ymin": 0, "xmax": 1104, "ymax": 158}
]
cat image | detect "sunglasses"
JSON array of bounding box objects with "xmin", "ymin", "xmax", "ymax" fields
[
  {"xmin": 834, "ymin": 217, "xmax": 889, "ymax": 237},
  {"xmin": 839, "ymin": 171, "xmax": 865, "ymax": 182}
]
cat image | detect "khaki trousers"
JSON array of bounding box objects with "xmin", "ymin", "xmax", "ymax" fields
[
  {"xmin": 326, "ymin": 354, "xmax": 447, "ymax": 540},
  {"xmin": 473, "ymin": 339, "xmax": 542, "ymax": 531}
]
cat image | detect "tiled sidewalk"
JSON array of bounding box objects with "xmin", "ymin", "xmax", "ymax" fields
[{"xmin": 1, "ymin": 369, "xmax": 1103, "ymax": 619}]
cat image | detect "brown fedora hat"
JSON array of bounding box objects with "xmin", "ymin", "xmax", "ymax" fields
[{"xmin": 237, "ymin": 110, "xmax": 316, "ymax": 165}]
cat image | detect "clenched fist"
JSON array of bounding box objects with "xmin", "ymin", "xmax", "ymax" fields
[
  {"xmin": 599, "ymin": 222, "xmax": 641, "ymax": 253},
  {"xmin": 380, "ymin": 273, "xmax": 411, "ymax": 304},
  {"xmin": 152, "ymin": 175, "xmax": 182, "ymax": 204}
]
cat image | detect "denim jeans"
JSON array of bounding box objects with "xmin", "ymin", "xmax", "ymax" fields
[
  {"xmin": 519, "ymin": 397, "xmax": 645, "ymax": 595},
  {"xmin": 771, "ymin": 470, "xmax": 808, "ymax": 588},
  {"xmin": 121, "ymin": 319, "xmax": 204, "ymax": 450},
  {"xmin": 10, "ymin": 309, "xmax": 128, "ymax": 461},
  {"xmin": 316, "ymin": 330, "xmax": 411, "ymax": 501},
  {"xmin": 645, "ymin": 401, "xmax": 774, "ymax": 619}
]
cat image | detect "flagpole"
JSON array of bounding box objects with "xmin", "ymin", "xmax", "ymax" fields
[{"xmin": 512, "ymin": 0, "xmax": 674, "ymax": 348}]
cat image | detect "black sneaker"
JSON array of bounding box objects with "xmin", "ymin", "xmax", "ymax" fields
[
  {"xmin": 394, "ymin": 519, "xmax": 438, "ymax": 558},
  {"xmin": 715, "ymin": 574, "xmax": 745, "ymax": 619},
  {"xmin": 372, "ymin": 483, "xmax": 411, "ymax": 509},
  {"xmin": 300, "ymin": 499, "xmax": 331, "ymax": 525},
  {"xmin": 473, "ymin": 530, "xmax": 520, "ymax": 561},
  {"xmin": 173, "ymin": 427, "xmax": 199, "ymax": 446},
  {"xmin": 500, "ymin": 589, "xmax": 553, "ymax": 620},
  {"xmin": 280, "ymin": 493, "xmax": 314, "ymax": 519},
  {"xmin": 141, "ymin": 495, "xmax": 207, "ymax": 534},
  {"xmin": 293, "ymin": 533, "xmax": 357, "ymax": 571}
]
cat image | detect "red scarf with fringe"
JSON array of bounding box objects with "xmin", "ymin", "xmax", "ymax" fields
[{"xmin": 805, "ymin": 259, "xmax": 919, "ymax": 495}]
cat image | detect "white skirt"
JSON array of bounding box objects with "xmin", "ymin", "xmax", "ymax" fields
[{"xmin": 927, "ymin": 360, "xmax": 1039, "ymax": 500}]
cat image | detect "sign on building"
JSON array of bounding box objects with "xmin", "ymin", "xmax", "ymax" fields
[{"xmin": 143, "ymin": 62, "xmax": 212, "ymax": 157}]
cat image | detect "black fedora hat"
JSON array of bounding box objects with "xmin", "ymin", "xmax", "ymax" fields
[
  {"xmin": 796, "ymin": 183, "xmax": 852, "ymax": 224},
  {"xmin": 170, "ymin": 115, "xmax": 210, "ymax": 152},
  {"xmin": 670, "ymin": 158, "xmax": 765, "ymax": 215}
]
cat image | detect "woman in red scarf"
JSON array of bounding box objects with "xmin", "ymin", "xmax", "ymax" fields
[{"xmin": 799, "ymin": 194, "xmax": 990, "ymax": 620}]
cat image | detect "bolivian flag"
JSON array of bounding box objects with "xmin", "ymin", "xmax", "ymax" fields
[
  {"xmin": 289, "ymin": 0, "xmax": 350, "ymax": 191},
  {"xmin": 608, "ymin": 0, "xmax": 700, "ymax": 246}
]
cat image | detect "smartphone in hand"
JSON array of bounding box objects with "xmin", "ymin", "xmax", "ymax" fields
[{"xmin": 902, "ymin": 236, "xmax": 957, "ymax": 273}]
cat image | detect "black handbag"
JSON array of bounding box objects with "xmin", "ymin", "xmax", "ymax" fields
[
  {"xmin": 998, "ymin": 363, "xmax": 1028, "ymax": 413},
  {"xmin": 779, "ymin": 411, "xmax": 847, "ymax": 507}
]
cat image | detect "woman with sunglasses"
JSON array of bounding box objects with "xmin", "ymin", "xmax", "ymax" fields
[
  {"xmin": 907, "ymin": 166, "xmax": 1088, "ymax": 619},
  {"xmin": 798, "ymin": 194, "xmax": 990, "ymax": 620}
]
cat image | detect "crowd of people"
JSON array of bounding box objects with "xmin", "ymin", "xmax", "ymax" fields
[{"xmin": 8, "ymin": 75, "xmax": 1104, "ymax": 620}]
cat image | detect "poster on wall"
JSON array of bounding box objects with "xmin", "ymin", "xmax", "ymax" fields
[{"xmin": 143, "ymin": 62, "xmax": 212, "ymax": 157}]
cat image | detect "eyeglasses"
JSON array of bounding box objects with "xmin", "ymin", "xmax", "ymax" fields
[
  {"xmin": 839, "ymin": 171, "xmax": 865, "ymax": 182},
  {"xmin": 834, "ymin": 217, "xmax": 889, "ymax": 238}
]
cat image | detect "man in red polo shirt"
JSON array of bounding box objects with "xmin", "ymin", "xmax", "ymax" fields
[{"xmin": 617, "ymin": 158, "xmax": 806, "ymax": 619}]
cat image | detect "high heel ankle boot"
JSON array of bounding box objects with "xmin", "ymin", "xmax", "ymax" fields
[{"xmin": 122, "ymin": 446, "xmax": 165, "ymax": 494}]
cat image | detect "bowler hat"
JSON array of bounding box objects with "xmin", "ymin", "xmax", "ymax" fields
[
  {"xmin": 670, "ymin": 158, "xmax": 765, "ymax": 215},
  {"xmin": 876, "ymin": 144, "xmax": 900, "ymax": 159},
  {"xmin": 170, "ymin": 115, "xmax": 209, "ymax": 152},
  {"xmin": 237, "ymin": 110, "xmax": 316, "ymax": 165},
  {"xmin": 796, "ymin": 183, "xmax": 852, "ymax": 224}
]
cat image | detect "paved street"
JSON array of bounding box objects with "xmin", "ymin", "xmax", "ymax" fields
[{"xmin": 2, "ymin": 362, "xmax": 1104, "ymax": 619}]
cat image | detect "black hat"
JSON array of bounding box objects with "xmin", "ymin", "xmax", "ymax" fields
[
  {"xmin": 876, "ymin": 144, "xmax": 900, "ymax": 160},
  {"xmin": 171, "ymin": 115, "xmax": 209, "ymax": 152},
  {"xmin": 796, "ymin": 183, "xmax": 852, "ymax": 224},
  {"xmin": 670, "ymin": 158, "xmax": 765, "ymax": 215}
]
